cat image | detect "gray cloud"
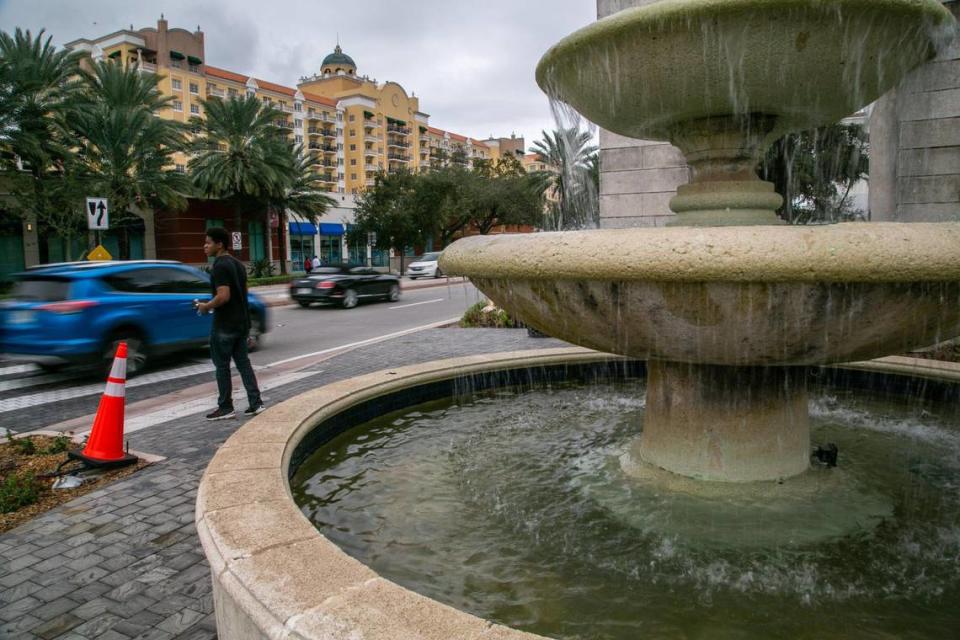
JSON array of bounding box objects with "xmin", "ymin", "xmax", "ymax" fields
[{"xmin": 1, "ymin": 0, "xmax": 598, "ymax": 149}]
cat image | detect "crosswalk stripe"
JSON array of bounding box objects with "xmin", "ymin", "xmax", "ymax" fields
[
  {"xmin": 0, "ymin": 363, "xmax": 40, "ymax": 377},
  {"xmin": 0, "ymin": 371, "xmax": 84, "ymax": 392},
  {"xmin": 115, "ymin": 370, "xmax": 322, "ymax": 435},
  {"xmin": 0, "ymin": 362, "xmax": 219, "ymax": 414}
]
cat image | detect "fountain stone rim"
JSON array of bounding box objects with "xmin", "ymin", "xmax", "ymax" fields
[{"xmin": 439, "ymin": 222, "xmax": 960, "ymax": 284}]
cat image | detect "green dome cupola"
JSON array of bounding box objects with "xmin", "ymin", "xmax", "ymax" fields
[{"xmin": 321, "ymin": 45, "xmax": 356, "ymax": 76}]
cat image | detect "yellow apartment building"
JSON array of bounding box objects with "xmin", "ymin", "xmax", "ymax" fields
[{"xmin": 65, "ymin": 17, "xmax": 525, "ymax": 195}]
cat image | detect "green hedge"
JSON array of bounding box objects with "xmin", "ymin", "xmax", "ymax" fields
[{"xmin": 248, "ymin": 275, "xmax": 297, "ymax": 287}]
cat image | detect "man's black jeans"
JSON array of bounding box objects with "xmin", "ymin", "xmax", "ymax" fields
[{"xmin": 210, "ymin": 329, "xmax": 261, "ymax": 411}]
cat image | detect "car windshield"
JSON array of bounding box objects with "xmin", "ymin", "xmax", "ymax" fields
[
  {"xmin": 11, "ymin": 277, "xmax": 72, "ymax": 302},
  {"xmin": 419, "ymin": 253, "xmax": 441, "ymax": 262}
]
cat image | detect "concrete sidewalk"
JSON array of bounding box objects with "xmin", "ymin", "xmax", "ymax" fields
[
  {"xmin": 252, "ymin": 276, "xmax": 467, "ymax": 307},
  {"xmin": 0, "ymin": 328, "xmax": 562, "ymax": 639}
]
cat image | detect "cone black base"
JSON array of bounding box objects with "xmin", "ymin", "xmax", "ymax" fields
[{"xmin": 68, "ymin": 448, "xmax": 138, "ymax": 470}]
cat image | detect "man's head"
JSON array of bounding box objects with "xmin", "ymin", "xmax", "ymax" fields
[{"xmin": 204, "ymin": 227, "xmax": 230, "ymax": 257}]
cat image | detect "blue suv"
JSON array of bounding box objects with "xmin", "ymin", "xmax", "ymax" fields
[{"xmin": 0, "ymin": 260, "xmax": 270, "ymax": 375}]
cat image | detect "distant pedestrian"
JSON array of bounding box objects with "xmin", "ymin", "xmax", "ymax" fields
[
  {"xmin": 304, "ymin": 256, "xmax": 312, "ymax": 273},
  {"xmin": 197, "ymin": 227, "xmax": 264, "ymax": 420},
  {"xmin": 312, "ymin": 255, "xmax": 321, "ymax": 271}
]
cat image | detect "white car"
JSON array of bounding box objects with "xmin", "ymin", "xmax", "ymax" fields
[{"xmin": 405, "ymin": 252, "xmax": 444, "ymax": 279}]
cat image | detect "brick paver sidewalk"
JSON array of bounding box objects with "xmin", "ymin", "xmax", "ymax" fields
[{"xmin": 0, "ymin": 328, "xmax": 561, "ymax": 639}]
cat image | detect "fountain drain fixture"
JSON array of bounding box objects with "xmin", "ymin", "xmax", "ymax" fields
[{"xmin": 813, "ymin": 443, "xmax": 839, "ymax": 468}]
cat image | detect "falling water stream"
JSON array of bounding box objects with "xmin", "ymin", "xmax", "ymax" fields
[{"xmin": 292, "ymin": 379, "xmax": 960, "ymax": 639}]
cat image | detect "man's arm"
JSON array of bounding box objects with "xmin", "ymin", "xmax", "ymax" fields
[{"xmin": 198, "ymin": 285, "xmax": 230, "ymax": 313}]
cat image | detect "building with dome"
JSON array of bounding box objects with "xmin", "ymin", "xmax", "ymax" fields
[{"xmin": 6, "ymin": 16, "xmax": 528, "ymax": 273}]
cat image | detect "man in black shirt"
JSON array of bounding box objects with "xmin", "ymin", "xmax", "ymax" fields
[{"xmin": 197, "ymin": 227, "xmax": 264, "ymax": 420}]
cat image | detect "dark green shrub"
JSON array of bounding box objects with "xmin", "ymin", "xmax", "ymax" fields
[
  {"xmin": 459, "ymin": 301, "xmax": 522, "ymax": 329},
  {"xmin": 248, "ymin": 258, "xmax": 276, "ymax": 279},
  {"xmin": 0, "ymin": 472, "xmax": 40, "ymax": 513},
  {"xmin": 5, "ymin": 431, "xmax": 35, "ymax": 456},
  {"xmin": 45, "ymin": 435, "xmax": 71, "ymax": 454}
]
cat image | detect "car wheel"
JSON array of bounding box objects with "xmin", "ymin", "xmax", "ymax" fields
[
  {"xmin": 248, "ymin": 315, "xmax": 265, "ymax": 352},
  {"xmin": 102, "ymin": 330, "xmax": 147, "ymax": 377},
  {"xmin": 387, "ymin": 284, "xmax": 400, "ymax": 302},
  {"xmin": 409, "ymin": 276, "xmax": 417, "ymax": 280},
  {"xmin": 341, "ymin": 289, "xmax": 359, "ymax": 309},
  {"xmin": 297, "ymin": 300, "xmax": 311, "ymax": 308},
  {"xmin": 38, "ymin": 362, "xmax": 67, "ymax": 374}
]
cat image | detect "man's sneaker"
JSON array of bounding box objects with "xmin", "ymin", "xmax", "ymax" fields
[
  {"xmin": 206, "ymin": 407, "xmax": 235, "ymax": 421},
  {"xmin": 244, "ymin": 402, "xmax": 265, "ymax": 416}
]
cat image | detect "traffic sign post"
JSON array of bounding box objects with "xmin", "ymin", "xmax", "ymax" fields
[
  {"xmin": 86, "ymin": 198, "xmax": 109, "ymax": 231},
  {"xmin": 231, "ymin": 232, "xmax": 242, "ymax": 251}
]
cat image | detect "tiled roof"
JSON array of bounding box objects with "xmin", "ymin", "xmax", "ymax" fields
[
  {"xmin": 300, "ymin": 91, "xmax": 338, "ymax": 108},
  {"xmin": 205, "ymin": 65, "xmax": 247, "ymax": 84},
  {"xmin": 204, "ymin": 65, "xmax": 336, "ymax": 108}
]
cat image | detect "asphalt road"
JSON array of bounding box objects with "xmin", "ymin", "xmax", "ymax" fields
[{"xmin": 0, "ymin": 280, "xmax": 483, "ymax": 433}]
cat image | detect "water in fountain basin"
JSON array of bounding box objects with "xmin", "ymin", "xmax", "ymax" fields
[{"xmin": 292, "ymin": 380, "xmax": 960, "ymax": 639}]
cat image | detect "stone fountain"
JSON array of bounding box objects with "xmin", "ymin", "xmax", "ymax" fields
[{"xmin": 442, "ymin": 0, "xmax": 960, "ymax": 483}]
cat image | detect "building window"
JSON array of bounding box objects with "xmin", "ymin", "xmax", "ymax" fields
[
  {"xmin": 172, "ymin": 100, "xmax": 183, "ymax": 112},
  {"xmin": 337, "ymin": 112, "xmax": 343, "ymax": 121},
  {"xmin": 337, "ymin": 143, "xmax": 344, "ymax": 151},
  {"xmin": 294, "ymin": 102, "xmax": 302, "ymax": 112},
  {"xmin": 228, "ymin": 88, "xmax": 238, "ymax": 98},
  {"xmin": 350, "ymin": 173, "xmax": 357, "ymax": 180},
  {"xmin": 336, "ymin": 128, "xmax": 343, "ymax": 136},
  {"xmin": 190, "ymin": 104, "xmax": 200, "ymax": 115},
  {"xmin": 338, "ymin": 172, "xmax": 344, "ymax": 180},
  {"xmin": 246, "ymin": 90, "xmax": 255, "ymax": 98},
  {"xmin": 171, "ymin": 60, "xmax": 182, "ymax": 69},
  {"xmin": 175, "ymin": 164, "xmax": 186, "ymax": 174},
  {"xmin": 295, "ymin": 119, "xmax": 303, "ymax": 129},
  {"xmin": 171, "ymin": 78, "xmax": 182, "ymax": 91},
  {"xmin": 348, "ymin": 114, "xmax": 355, "ymax": 121},
  {"xmin": 338, "ymin": 158, "xmax": 344, "ymax": 165},
  {"xmin": 349, "ymin": 129, "xmax": 355, "ymax": 137},
  {"xmin": 349, "ymin": 144, "xmax": 356, "ymax": 151},
  {"xmin": 350, "ymin": 159, "xmax": 357, "ymax": 165},
  {"xmin": 294, "ymin": 135, "xmax": 303, "ymax": 144},
  {"xmin": 189, "ymin": 82, "xmax": 199, "ymax": 94},
  {"xmin": 189, "ymin": 63, "xmax": 200, "ymax": 73}
]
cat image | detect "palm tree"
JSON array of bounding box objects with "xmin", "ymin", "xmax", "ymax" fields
[
  {"xmin": 530, "ymin": 127, "xmax": 599, "ymax": 230},
  {"xmin": 272, "ymin": 148, "xmax": 337, "ymax": 273},
  {"xmin": 189, "ymin": 94, "xmax": 291, "ymax": 258},
  {"xmin": 70, "ymin": 61, "xmax": 190, "ymax": 258},
  {"xmin": 0, "ymin": 28, "xmax": 84, "ymax": 258}
]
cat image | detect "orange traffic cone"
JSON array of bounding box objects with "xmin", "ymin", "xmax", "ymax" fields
[{"xmin": 69, "ymin": 342, "xmax": 138, "ymax": 469}]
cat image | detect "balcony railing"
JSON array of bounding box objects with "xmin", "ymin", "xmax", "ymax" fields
[
  {"xmin": 365, "ymin": 179, "xmax": 376, "ymax": 187},
  {"xmin": 387, "ymin": 154, "xmax": 410, "ymax": 163},
  {"xmin": 275, "ymin": 120, "xmax": 293, "ymax": 129},
  {"xmin": 323, "ymin": 130, "xmax": 337, "ymax": 139},
  {"xmin": 364, "ymin": 164, "xmax": 378, "ymax": 171},
  {"xmin": 363, "ymin": 119, "xmax": 377, "ymax": 128},
  {"xmin": 419, "ymin": 137, "xmax": 428, "ymax": 146},
  {"xmin": 387, "ymin": 141, "xmax": 411, "ymax": 149},
  {"xmin": 207, "ymin": 87, "xmax": 225, "ymax": 98},
  {"xmin": 387, "ymin": 125, "xmax": 411, "ymax": 136},
  {"xmin": 364, "ymin": 134, "xmax": 379, "ymax": 143},
  {"xmin": 140, "ymin": 62, "xmax": 157, "ymax": 73}
]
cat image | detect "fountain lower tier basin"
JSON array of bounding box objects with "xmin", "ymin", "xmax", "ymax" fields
[
  {"xmin": 198, "ymin": 349, "xmax": 960, "ymax": 640},
  {"xmin": 440, "ymin": 223, "xmax": 960, "ymax": 366},
  {"xmin": 536, "ymin": 0, "xmax": 956, "ymax": 141}
]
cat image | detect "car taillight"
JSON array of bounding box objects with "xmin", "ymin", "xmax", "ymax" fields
[
  {"xmin": 317, "ymin": 281, "xmax": 336, "ymax": 289},
  {"xmin": 38, "ymin": 300, "xmax": 99, "ymax": 315}
]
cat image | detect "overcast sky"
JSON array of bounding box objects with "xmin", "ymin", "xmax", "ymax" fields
[{"xmin": 0, "ymin": 0, "xmax": 597, "ymax": 148}]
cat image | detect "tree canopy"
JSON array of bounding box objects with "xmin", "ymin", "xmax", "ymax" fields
[{"xmin": 760, "ymin": 122, "xmax": 869, "ymax": 224}]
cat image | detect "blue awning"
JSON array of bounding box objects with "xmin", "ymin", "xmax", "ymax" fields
[
  {"xmin": 319, "ymin": 223, "xmax": 344, "ymax": 235},
  {"xmin": 289, "ymin": 222, "xmax": 317, "ymax": 235}
]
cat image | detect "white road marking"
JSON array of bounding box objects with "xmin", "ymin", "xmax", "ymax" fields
[
  {"xmin": 114, "ymin": 370, "xmax": 322, "ymax": 435},
  {"xmin": 388, "ymin": 298, "xmax": 444, "ymax": 310},
  {"xmin": 263, "ymin": 317, "xmax": 460, "ymax": 369},
  {"xmin": 0, "ymin": 364, "xmax": 40, "ymax": 376},
  {"xmin": 0, "ymin": 371, "xmax": 84, "ymax": 392},
  {"xmin": 0, "ymin": 362, "xmax": 218, "ymax": 414}
]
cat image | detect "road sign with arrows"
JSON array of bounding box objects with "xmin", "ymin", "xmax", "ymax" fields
[{"xmin": 86, "ymin": 197, "xmax": 109, "ymax": 230}]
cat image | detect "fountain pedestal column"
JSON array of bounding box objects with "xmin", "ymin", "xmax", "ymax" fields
[{"xmin": 634, "ymin": 360, "xmax": 810, "ymax": 482}]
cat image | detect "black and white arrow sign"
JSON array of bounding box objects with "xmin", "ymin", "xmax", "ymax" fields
[{"xmin": 86, "ymin": 197, "xmax": 109, "ymax": 230}]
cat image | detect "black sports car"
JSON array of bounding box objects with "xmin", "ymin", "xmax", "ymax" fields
[{"xmin": 290, "ymin": 265, "xmax": 401, "ymax": 309}]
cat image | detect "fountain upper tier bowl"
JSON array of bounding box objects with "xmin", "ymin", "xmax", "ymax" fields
[
  {"xmin": 536, "ymin": 0, "xmax": 956, "ymax": 141},
  {"xmin": 441, "ymin": 223, "xmax": 960, "ymax": 365}
]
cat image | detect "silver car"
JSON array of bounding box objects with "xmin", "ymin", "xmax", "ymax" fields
[{"xmin": 405, "ymin": 252, "xmax": 443, "ymax": 279}]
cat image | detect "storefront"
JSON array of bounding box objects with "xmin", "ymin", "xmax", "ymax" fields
[{"xmin": 289, "ymin": 221, "xmax": 317, "ymax": 269}]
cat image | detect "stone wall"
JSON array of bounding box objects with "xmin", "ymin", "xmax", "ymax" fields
[
  {"xmin": 597, "ymin": 0, "xmax": 687, "ymax": 228},
  {"xmin": 870, "ymin": 1, "xmax": 960, "ymax": 222}
]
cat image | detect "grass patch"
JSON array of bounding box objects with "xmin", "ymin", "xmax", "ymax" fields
[
  {"xmin": 0, "ymin": 433, "xmax": 149, "ymax": 533},
  {"xmin": 248, "ymin": 275, "xmax": 297, "ymax": 287}
]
